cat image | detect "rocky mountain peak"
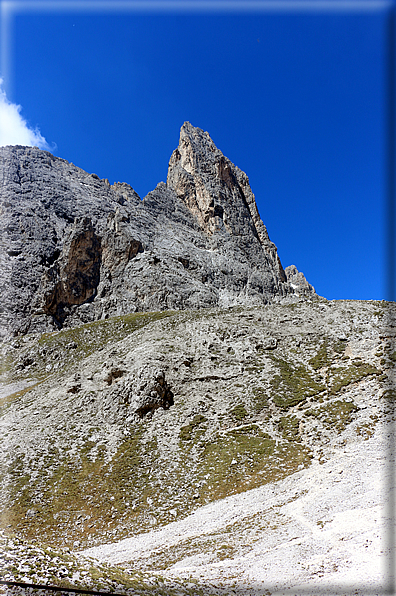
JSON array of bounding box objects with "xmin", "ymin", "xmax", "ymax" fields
[
  {"xmin": 0, "ymin": 124, "xmax": 316, "ymax": 339},
  {"xmin": 168, "ymin": 122, "xmax": 266, "ymax": 241},
  {"xmin": 167, "ymin": 122, "xmax": 287, "ymax": 282},
  {"xmin": 285, "ymin": 264, "xmax": 316, "ymax": 297}
]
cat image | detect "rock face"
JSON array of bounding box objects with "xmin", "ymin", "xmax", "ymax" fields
[
  {"xmin": 0, "ymin": 122, "xmax": 315, "ymax": 339},
  {"xmin": 167, "ymin": 122, "xmax": 286, "ymax": 283},
  {"xmin": 285, "ymin": 264, "xmax": 316, "ymax": 297}
]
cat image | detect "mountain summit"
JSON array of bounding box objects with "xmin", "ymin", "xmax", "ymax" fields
[
  {"xmin": 167, "ymin": 122, "xmax": 286, "ymax": 282},
  {"xmin": 0, "ymin": 123, "xmax": 314, "ymax": 339}
]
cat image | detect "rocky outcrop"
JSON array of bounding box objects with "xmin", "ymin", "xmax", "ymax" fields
[
  {"xmin": 0, "ymin": 124, "xmax": 316, "ymax": 339},
  {"xmin": 132, "ymin": 370, "xmax": 174, "ymax": 419},
  {"xmin": 285, "ymin": 264, "xmax": 316, "ymax": 297},
  {"xmin": 167, "ymin": 122, "xmax": 286, "ymax": 283},
  {"xmin": 39, "ymin": 217, "xmax": 102, "ymax": 324}
]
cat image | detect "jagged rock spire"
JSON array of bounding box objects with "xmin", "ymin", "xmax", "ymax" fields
[{"xmin": 167, "ymin": 122, "xmax": 286, "ymax": 281}]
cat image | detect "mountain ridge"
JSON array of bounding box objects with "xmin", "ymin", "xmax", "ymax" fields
[{"xmin": 0, "ymin": 122, "xmax": 315, "ymax": 341}]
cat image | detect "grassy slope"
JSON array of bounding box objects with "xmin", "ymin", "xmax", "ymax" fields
[{"xmin": 0, "ymin": 300, "xmax": 394, "ymax": 593}]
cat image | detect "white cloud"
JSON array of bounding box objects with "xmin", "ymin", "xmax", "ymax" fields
[{"xmin": 0, "ymin": 79, "xmax": 49, "ymax": 149}]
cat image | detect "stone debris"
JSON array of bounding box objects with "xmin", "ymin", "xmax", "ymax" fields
[{"xmin": 0, "ymin": 299, "xmax": 394, "ymax": 594}]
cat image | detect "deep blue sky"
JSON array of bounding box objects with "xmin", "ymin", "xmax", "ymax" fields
[{"xmin": 2, "ymin": 2, "xmax": 393, "ymax": 300}]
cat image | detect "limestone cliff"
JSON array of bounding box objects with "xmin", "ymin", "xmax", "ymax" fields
[
  {"xmin": 167, "ymin": 122, "xmax": 287, "ymax": 284},
  {"xmin": 0, "ymin": 123, "xmax": 315, "ymax": 339}
]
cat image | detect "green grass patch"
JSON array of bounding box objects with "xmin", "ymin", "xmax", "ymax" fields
[
  {"xmin": 229, "ymin": 404, "xmax": 248, "ymax": 421},
  {"xmin": 309, "ymin": 342, "xmax": 328, "ymax": 370},
  {"xmin": 38, "ymin": 310, "xmax": 175, "ymax": 358},
  {"xmin": 227, "ymin": 424, "xmax": 270, "ymax": 438},
  {"xmin": 329, "ymin": 363, "xmax": 380, "ymax": 394},
  {"xmin": 269, "ymin": 356, "xmax": 325, "ymax": 409},
  {"xmin": 306, "ymin": 400, "xmax": 358, "ymax": 432},
  {"xmin": 1, "ymin": 429, "xmax": 162, "ymax": 546},
  {"xmin": 180, "ymin": 415, "xmax": 207, "ymax": 441},
  {"xmin": 197, "ymin": 429, "xmax": 312, "ymax": 501},
  {"xmin": 279, "ymin": 415, "xmax": 301, "ymax": 441},
  {"xmin": 251, "ymin": 386, "xmax": 269, "ymax": 412},
  {"xmin": 333, "ymin": 339, "xmax": 347, "ymax": 355}
]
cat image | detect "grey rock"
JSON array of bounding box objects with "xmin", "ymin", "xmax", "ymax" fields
[
  {"xmin": 103, "ymin": 366, "xmax": 126, "ymax": 386},
  {"xmin": 132, "ymin": 370, "xmax": 174, "ymax": 418},
  {"xmin": 0, "ymin": 124, "xmax": 315, "ymax": 340},
  {"xmin": 285, "ymin": 264, "xmax": 316, "ymax": 296},
  {"xmin": 167, "ymin": 122, "xmax": 287, "ymax": 285}
]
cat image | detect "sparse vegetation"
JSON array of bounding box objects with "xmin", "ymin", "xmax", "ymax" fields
[
  {"xmin": 279, "ymin": 415, "xmax": 301, "ymax": 442},
  {"xmin": 309, "ymin": 341, "xmax": 328, "ymax": 370},
  {"xmin": 229, "ymin": 404, "xmax": 248, "ymax": 421},
  {"xmin": 180, "ymin": 415, "xmax": 207, "ymax": 441},
  {"xmin": 329, "ymin": 363, "xmax": 380, "ymax": 394},
  {"xmin": 306, "ymin": 400, "xmax": 358, "ymax": 433},
  {"xmin": 0, "ymin": 299, "xmax": 391, "ymax": 583},
  {"xmin": 269, "ymin": 355, "xmax": 325, "ymax": 408}
]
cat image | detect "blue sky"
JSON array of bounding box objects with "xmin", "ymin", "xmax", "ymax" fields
[{"xmin": 0, "ymin": 0, "xmax": 394, "ymax": 301}]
